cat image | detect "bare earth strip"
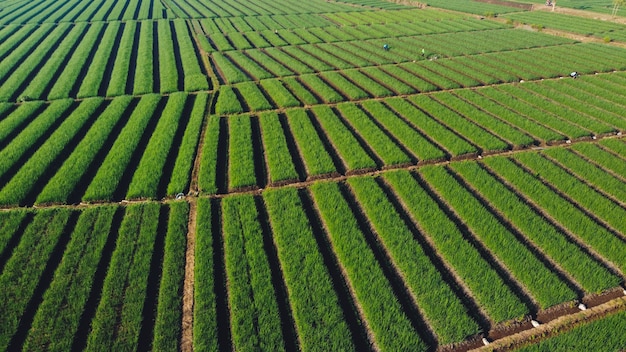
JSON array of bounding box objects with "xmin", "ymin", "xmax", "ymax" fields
[
  {"xmin": 181, "ymin": 199, "xmax": 197, "ymax": 352},
  {"xmin": 471, "ymin": 295, "xmax": 626, "ymax": 351}
]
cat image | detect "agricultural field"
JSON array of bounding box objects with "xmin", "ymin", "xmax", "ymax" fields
[{"xmin": 1, "ymin": 0, "xmax": 626, "ymax": 351}]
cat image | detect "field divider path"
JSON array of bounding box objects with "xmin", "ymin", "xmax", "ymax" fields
[
  {"xmin": 471, "ymin": 295, "xmax": 626, "ymax": 351},
  {"xmin": 181, "ymin": 198, "xmax": 196, "ymax": 352},
  {"xmin": 2, "ymin": 135, "xmax": 625, "ymax": 212}
]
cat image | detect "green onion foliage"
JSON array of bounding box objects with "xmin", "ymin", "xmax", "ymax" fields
[{"xmin": 263, "ymin": 188, "xmax": 354, "ymax": 352}]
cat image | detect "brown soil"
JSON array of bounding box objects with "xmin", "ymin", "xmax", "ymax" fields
[
  {"xmin": 488, "ymin": 319, "xmax": 534, "ymax": 340},
  {"xmin": 532, "ymin": 5, "xmax": 626, "ymax": 25},
  {"xmin": 180, "ymin": 199, "xmax": 197, "ymax": 352},
  {"xmin": 470, "ymin": 295, "xmax": 626, "ymax": 351},
  {"xmin": 3, "ymin": 134, "xmax": 624, "ymax": 212},
  {"xmin": 474, "ymin": 0, "xmax": 533, "ymax": 10}
]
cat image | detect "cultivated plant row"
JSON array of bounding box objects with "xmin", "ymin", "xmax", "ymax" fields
[
  {"xmin": 199, "ymin": 15, "xmax": 504, "ymax": 52},
  {"xmin": 199, "ymin": 74, "xmax": 626, "ymax": 193},
  {"xmin": 0, "ymin": 93, "xmax": 209, "ymax": 206},
  {"xmin": 0, "ymin": 0, "xmax": 166, "ymax": 24},
  {"xmin": 0, "ymin": 19, "xmax": 209, "ymax": 103},
  {"xmin": 197, "ymin": 144, "xmax": 626, "ymax": 350},
  {"xmin": 209, "ymin": 27, "xmax": 581, "ymax": 83},
  {"xmin": 1, "ymin": 140, "xmax": 624, "ymax": 351},
  {"xmin": 0, "ymin": 202, "xmax": 189, "ymax": 351}
]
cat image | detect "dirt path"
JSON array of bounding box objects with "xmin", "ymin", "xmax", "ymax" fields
[
  {"xmin": 471, "ymin": 295, "xmax": 626, "ymax": 351},
  {"xmin": 531, "ymin": 5, "xmax": 626, "ymax": 24},
  {"xmin": 181, "ymin": 199, "xmax": 197, "ymax": 352},
  {"xmin": 2, "ymin": 134, "xmax": 624, "ymax": 213}
]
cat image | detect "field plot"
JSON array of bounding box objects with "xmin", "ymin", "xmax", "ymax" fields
[
  {"xmin": 1, "ymin": 0, "xmax": 626, "ymax": 350},
  {"xmin": 0, "ymin": 202, "xmax": 188, "ymax": 351},
  {"xmin": 0, "ymin": 19, "xmax": 208, "ymax": 102},
  {"xmin": 502, "ymin": 11, "xmax": 626, "ymax": 39},
  {"xmin": 199, "ymin": 74, "xmax": 626, "ymax": 192},
  {"xmin": 0, "ymin": 93, "xmax": 209, "ymax": 205}
]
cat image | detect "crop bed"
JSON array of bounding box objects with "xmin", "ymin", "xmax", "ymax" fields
[{"xmin": 1, "ymin": 0, "xmax": 626, "ymax": 350}]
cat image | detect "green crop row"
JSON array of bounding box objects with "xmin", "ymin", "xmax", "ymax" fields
[
  {"xmin": 452, "ymin": 89, "xmax": 564, "ymax": 143},
  {"xmin": 246, "ymin": 50, "xmax": 293, "ymax": 77},
  {"xmin": 572, "ymin": 141, "xmax": 626, "ymax": 182},
  {"xmin": 153, "ymin": 201, "xmax": 188, "ymax": 351},
  {"xmin": 0, "ymin": 24, "xmax": 54, "ymax": 82},
  {"xmin": 48, "ymin": 23, "xmax": 105, "ymax": 100},
  {"xmin": 512, "ymin": 153, "xmax": 626, "ymax": 263},
  {"xmin": 546, "ymin": 79, "xmax": 626, "ymax": 126},
  {"xmin": 85, "ymin": 202, "xmax": 160, "ymax": 351},
  {"xmin": 284, "ymin": 109, "xmax": 337, "ymax": 177},
  {"xmin": 436, "ymin": 163, "xmax": 578, "ymax": 309},
  {"xmin": 173, "ymin": 19, "xmax": 210, "ymax": 91},
  {"xmin": 259, "ymin": 112, "xmax": 299, "ymax": 183},
  {"xmin": 0, "ymin": 209, "xmax": 27, "ymax": 255},
  {"xmin": 127, "ymin": 93, "xmax": 188, "ymax": 199},
  {"xmin": 281, "ymin": 77, "xmax": 319, "ymax": 105},
  {"xmin": 436, "ymin": 57, "xmax": 500, "ymax": 85},
  {"xmin": 506, "ymin": 84, "xmax": 615, "ymax": 136},
  {"xmin": 361, "ymin": 66, "xmax": 417, "ymax": 95},
  {"xmin": 105, "ymin": 21, "xmax": 137, "ymax": 97},
  {"xmin": 479, "ymin": 87, "xmax": 589, "ymax": 139},
  {"xmin": 158, "ymin": 20, "xmax": 180, "ymax": 94},
  {"xmin": 167, "ymin": 92, "xmax": 209, "ymax": 196},
  {"xmin": 197, "ymin": 116, "xmax": 221, "ymax": 195},
  {"xmin": 482, "ymin": 156, "xmax": 622, "ymax": 292},
  {"xmin": 235, "ymin": 81, "xmax": 273, "ymax": 111},
  {"xmin": 432, "ymin": 92, "xmax": 535, "ymax": 148},
  {"xmin": 133, "ymin": 21, "xmax": 155, "ymax": 95},
  {"xmin": 227, "ymin": 51, "xmax": 273, "ymax": 80},
  {"xmin": 336, "ymin": 103, "xmax": 411, "ymax": 166},
  {"xmin": 0, "ymin": 208, "xmax": 73, "ymax": 351},
  {"xmin": 263, "ymin": 47, "xmax": 315, "ymax": 75},
  {"xmin": 385, "ymin": 97, "xmax": 477, "ymax": 157},
  {"xmin": 320, "ymin": 71, "xmax": 369, "ymax": 100},
  {"xmin": 282, "ymin": 46, "xmax": 333, "ymax": 72},
  {"xmin": 77, "ymin": 22, "xmax": 121, "ymax": 99},
  {"xmin": 311, "ymin": 105, "xmax": 377, "ymax": 171},
  {"xmin": 83, "ymin": 94, "xmax": 161, "ymax": 202},
  {"xmin": 502, "ymin": 11, "xmax": 625, "ymax": 37},
  {"xmin": 0, "ymin": 101, "xmax": 45, "ymax": 145},
  {"xmin": 543, "ymin": 147, "xmax": 626, "ymax": 205},
  {"xmin": 222, "ymin": 195, "xmax": 285, "ymax": 351},
  {"xmin": 23, "ymin": 206, "xmax": 117, "ymax": 351},
  {"xmin": 214, "ymin": 85, "xmax": 243, "ymax": 115},
  {"xmin": 212, "ymin": 52, "xmax": 248, "ymax": 84},
  {"xmin": 299, "ymin": 74, "xmax": 343, "ymax": 103},
  {"xmin": 194, "ymin": 198, "xmax": 219, "ymax": 351},
  {"xmin": 259, "ymin": 79, "xmax": 300, "ymax": 108},
  {"xmin": 401, "ymin": 167, "xmax": 531, "ymax": 322},
  {"xmin": 523, "ymin": 82, "xmax": 626, "ymax": 132},
  {"xmin": 228, "ymin": 114, "xmax": 258, "ymax": 190},
  {"xmin": 20, "ymin": 23, "xmax": 94, "ymax": 99},
  {"xmin": 0, "ymin": 23, "xmax": 82, "ymax": 102},
  {"xmin": 519, "ymin": 309, "xmax": 626, "ymax": 351},
  {"xmin": 0, "ymin": 99, "xmax": 74, "ymax": 181},
  {"xmin": 350, "ymin": 175, "xmax": 481, "ymax": 343},
  {"xmin": 360, "ymin": 100, "xmax": 446, "ymax": 162},
  {"xmin": 36, "ymin": 97, "xmax": 132, "ymax": 204},
  {"xmin": 263, "ymin": 188, "xmax": 355, "ymax": 351},
  {"xmin": 0, "ymin": 97, "xmax": 102, "ymax": 205},
  {"xmin": 310, "ymin": 181, "xmax": 427, "ymax": 351},
  {"xmin": 244, "ymin": 31, "xmax": 272, "ymax": 48}
]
